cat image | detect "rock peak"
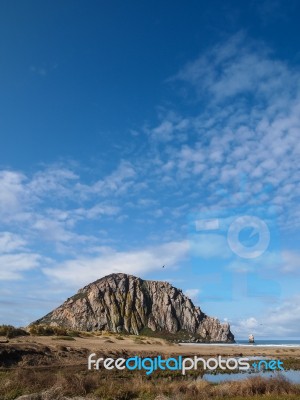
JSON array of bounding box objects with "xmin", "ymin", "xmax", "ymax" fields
[{"xmin": 33, "ymin": 273, "xmax": 234, "ymax": 343}]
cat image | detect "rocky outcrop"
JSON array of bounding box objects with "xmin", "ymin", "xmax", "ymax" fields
[{"xmin": 33, "ymin": 273, "xmax": 234, "ymax": 342}]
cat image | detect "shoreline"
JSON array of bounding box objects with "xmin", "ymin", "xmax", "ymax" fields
[
  {"xmin": 2, "ymin": 334, "xmax": 300, "ymax": 365},
  {"xmin": 179, "ymin": 342, "xmax": 300, "ymax": 348}
]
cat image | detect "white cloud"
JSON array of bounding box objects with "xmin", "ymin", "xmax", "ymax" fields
[
  {"xmin": 0, "ymin": 171, "xmax": 27, "ymax": 217},
  {"xmin": 74, "ymin": 204, "xmax": 120, "ymax": 219},
  {"xmin": 0, "ymin": 253, "xmax": 42, "ymax": 280},
  {"xmin": 232, "ymin": 296, "xmax": 300, "ymax": 338},
  {"xmin": 174, "ymin": 32, "xmax": 297, "ymax": 105},
  {"xmin": 0, "ymin": 231, "xmax": 47, "ymax": 282},
  {"xmin": 190, "ymin": 234, "xmax": 232, "ymax": 259},
  {"xmin": 224, "ymin": 249, "xmax": 300, "ymax": 276},
  {"xmin": 185, "ymin": 288, "xmax": 201, "ymax": 302},
  {"xmin": 141, "ymin": 33, "xmax": 300, "ymax": 231},
  {"xmin": 29, "ymin": 167, "xmax": 79, "ymax": 198},
  {"xmin": 43, "ymin": 240, "xmax": 189, "ymax": 288},
  {"xmin": 0, "ymin": 161, "xmax": 137, "ymax": 254},
  {"xmin": 0, "ymin": 232, "xmax": 26, "ymax": 253},
  {"xmin": 151, "ymin": 121, "xmax": 174, "ymax": 142},
  {"xmin": 281, "ymin": 251, "xmax": 300, "ymax": 273},
  {"xmin": 94, "ymin": 160, "xmax": 136, "ymax": 194},
  {"xmin": 32, "ymin": 217, "xmax": 89, "ymax": 244}
]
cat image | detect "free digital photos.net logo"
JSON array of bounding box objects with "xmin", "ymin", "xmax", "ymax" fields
[
  {"xmin": 188, "ymin": 179, "xmax": 282, "ymax": 301},
  {"xmin": 88, "ymin": 354, "xmax": 284, "ymax": 376}
]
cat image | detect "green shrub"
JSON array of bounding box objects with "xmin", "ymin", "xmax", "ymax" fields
[
  {"xmin": 67, "ymin": 330, "xmax": 81, "ymax": 337},
  {"xmin": 0, "ymin": 325, "xmax": 28, "ymax": 338},
  {"xmin": 52, "ymin": 336, "xmax": 75, "ymax": 341},
  {"xmin": 29, "ymin": 324, "xmax": 68, "ymax": 336}
]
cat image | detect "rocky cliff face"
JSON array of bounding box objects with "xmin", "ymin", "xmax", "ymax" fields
[{"xmin": 33, "ymin": 273, "xmax": 234, "ymax": 342}]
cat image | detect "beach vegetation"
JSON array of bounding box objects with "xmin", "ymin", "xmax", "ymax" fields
[
  {"xmin": 0, "ymin": 325, "xmax": 28, "ymax": 338},
  {"xmin": 0, "ymin": 367, "xmax": 299, "ymax": 399}
]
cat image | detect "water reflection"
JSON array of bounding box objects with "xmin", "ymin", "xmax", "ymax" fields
[{"xmin": 201, "ymin": 370, "xmax": 300, "ymax": 384}]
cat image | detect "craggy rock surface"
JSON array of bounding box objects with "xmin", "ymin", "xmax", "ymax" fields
[{"xmin": 34, "ymin": 273, "xmax": 234, "ymax": 342}]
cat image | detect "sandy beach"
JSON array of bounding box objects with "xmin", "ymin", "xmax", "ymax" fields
[{"xmin": 2, "ymin": 333, "xmax": 300, "ymax": 361}]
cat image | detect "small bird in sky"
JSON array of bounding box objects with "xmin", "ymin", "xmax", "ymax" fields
[{"xmin": 162, "ymin": 265, "xmax": 165, "ymax": 268}]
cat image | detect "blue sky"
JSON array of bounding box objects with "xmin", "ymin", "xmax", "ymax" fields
[{"xmin": 1, "ymin": 0, "xmax": 300, "ymax": 339}]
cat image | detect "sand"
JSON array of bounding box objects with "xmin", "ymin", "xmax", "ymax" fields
[{"xmin": 3, "ymin": 334, "xmax": 300, "ymax": 360}]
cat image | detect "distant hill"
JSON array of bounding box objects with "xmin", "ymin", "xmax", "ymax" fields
[{"xmin": 32, "ymin": 273, "xmax": 234, "ymax": 343}]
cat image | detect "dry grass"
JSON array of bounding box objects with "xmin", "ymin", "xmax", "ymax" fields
[
  {"xmin": 211, "ymin": 375, "xmax": 299, "ymax": 397},
  {"xmin": 0, "ymin": 325, "xmax": 28, "ymax": 339},
  {"xmin": 0, "ymin": 367, "xmax": 300, "ymax": 400},
  {"xmin": 51, "ymin": 336, "xmax": 76, "ymax": 341}
]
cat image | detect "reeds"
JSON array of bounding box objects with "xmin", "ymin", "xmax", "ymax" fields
[{"xmin": 0, "ymin": 368, "xmax": 299, "ymax": 400}]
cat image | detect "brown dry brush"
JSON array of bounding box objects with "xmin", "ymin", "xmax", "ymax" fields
[
  {"xmin": 0, "ymin": 325, "xmax": 28, "ymax": 339},
  {"xmin": 0, "ymin": 368, "xmax": 300, "ymax": 399},
  {"xmin": 210, "ymin": 375, "xmax": 299, "ymax": 397}
]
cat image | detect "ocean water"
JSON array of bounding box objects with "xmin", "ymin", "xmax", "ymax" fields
[
  {"xmin": 235, "ymin": 339, "xmax": 300, "ymax": 347},
  {"xmin": 179, "ymin": 340, "xmax": 300, "ymax": 383},
  {"xmin": 180, "ymin": 339, "xmax": 300, "ymax": 347},
  {"xmin": 180, "ymin": 339, "xmax": 300, "ymax": 383},
  {"xmin": 202, "ymin": 370, "xmax": 300, "ymax": 384}
]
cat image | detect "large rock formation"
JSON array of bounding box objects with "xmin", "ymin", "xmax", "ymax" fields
[{"xmin": 33, "ymin": 273, "xmax": 234, "ymax": 342}]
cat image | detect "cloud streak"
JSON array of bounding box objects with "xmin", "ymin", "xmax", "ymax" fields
[
  {"xmin": 43, "ymin": 240, "xmax": 189, "ymax": 288},
  {"xmin": 232, "ymin": 295, "xmax": 300, "ymax": 338}
]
